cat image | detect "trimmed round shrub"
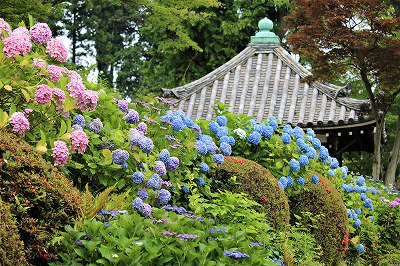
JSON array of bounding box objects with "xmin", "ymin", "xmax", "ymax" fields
[
  {"xmin": 214, "ymin": 156, "xmax": 290, "ymax": 230},
  {"xmin": 0, "ymin": 198, "xmax": 26, "ymax": 266},
  {"xmin": 288, "ymin": 175, "xmax": 348, "ymax": 265},
  {"xmin": 0, "ymin": 129, "xmax": 82, "ymax": 264}
]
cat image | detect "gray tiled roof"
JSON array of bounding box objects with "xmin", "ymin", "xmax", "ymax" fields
[{"xmin": 162, "ymin": 43, "xmax": 373, "ymax": 127}]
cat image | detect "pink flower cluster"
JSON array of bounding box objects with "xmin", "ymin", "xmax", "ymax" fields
[
  {"xmin": 52, "ymin": 140, "xmax": 69, "ymax": 166},
  {"xmin": 32, "ymin": 58, "xmax": 46, "ymax": 69},
  {"xmin": 380, "ymin": 196, "xmax": 400, "ymax": 208},
  {"xmin": 9, "ymin": 112, "xmax": 30, "ymax": 135},
  {"xmin": 47, "ymin": 64, "xmax": 66, "ymax": 82},
  {"xmin": 76, "ymin": 90, "xmax": 99, "ymax": 112},
  {"xmin": 35, "ymin": 84, "xmax": 53, "ymax": 105},
  {"xmin": 66, "ymin": 79, "xmax": 85, "ymax": 99},
  {"xmin": 46, "ymin": 38, "xmax": 68, "ymax": 62},
  {"xmin": 67, "ymin": 70, "xmax": 83, "ymax": 83},
  {"xmin": 71, "ymin": 129, "xmax": 89, "ymax": 154},
  {"xmin": 2, "ymin": 30, "xmax": 32, "ymax": 58},
  {"xmin": 0, "ymin": 18, "xmax": 11, "ymax": 39},
  {"xmin": 12, "ymin": 27, "xmax": 29, "ymax": 37},
  {"xmin": 30, "ymin": 22, "xmax": 52, "ymax": 44},
  {"xmin": 52, "ymin": 88, "xmax": 66, "ymax": 105}
]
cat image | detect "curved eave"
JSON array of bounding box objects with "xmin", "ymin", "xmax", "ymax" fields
[{"xmin": 309, "ymin": 119, "xmax": 375, "ymax": 131}]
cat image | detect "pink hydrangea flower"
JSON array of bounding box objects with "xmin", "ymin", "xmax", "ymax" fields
[
  {"xmin": 52, "ymin": 88, "xmax": 66, "ymax": 105},
  {"xmin": 30, "ymin": 22, "xmax": 52, "ymax": 44},
  {"xmin": 24, "ymin": 108, "xmax": 33, "ymax": 114},
  {"xmin": 52, "ymin": 140, "xmax": 69, "ymax": 166},
  {"xmin": 35, "ymin": 84, "xmax": 53, "ymax": 105},
  {"xmin": 0, "ymin": 18, "xmax": 12, "ymax": 39},
  {"xmin": 2, "ymin": 31, "xmax": 32, "ymax": 58},
  {"xmin": 47, "ymin": 64, "xmax": 66, "ymax": 82},
  {"xmin": 71, "ymin": 129, "xmax": 89, "ymax": 154},
  {"xmin": 9, "ymin": 112, "xmax": 30, "ymax": 135},
  {"xmin": 11, "ymin": 27, "xmax": 30, "ymax": 37},
  {"xmin": 76, "ymin": 90, "xmax": 98, "ymax": 112},
  {"xmin": 66, "ymin": 79, "xmax": 85, "ymax": 99},
  {"xmin": 32, "ymin": 58, "xmax": 46, "ymax": 69},
  {"xmin": 46, "ymin": 38, "xmax": 68, "ymax": 62},
  {"xmin": 67, "ymin": 70, "xmax": 82, "ymax": 82}
]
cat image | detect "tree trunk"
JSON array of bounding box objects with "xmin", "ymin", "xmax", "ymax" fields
[
  {"xmin": 372, "ymin": 120, "xmax": 384, "ymax": 180},
  {"xmin": 385, "ymin": 112, "xmax": 400, "ymax": 187}
]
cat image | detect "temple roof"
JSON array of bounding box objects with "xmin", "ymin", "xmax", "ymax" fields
[{"xmin": 162, "ymin": 19, "xmax": 374, "ymax": 129}]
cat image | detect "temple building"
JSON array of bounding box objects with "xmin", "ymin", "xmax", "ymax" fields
[{"xmin": 162, "ymin": 18, "xmax": 375, "ymax": 161}]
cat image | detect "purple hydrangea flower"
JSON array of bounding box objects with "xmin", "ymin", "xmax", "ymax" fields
[
  {"xmin": 87, "ymin": 118, "xmax": 103, "ymax": 134},
  {"xmin": 117, "ymin": 99, "xmax": 129, "ymax": 112},
  {"xmin": 138, "ymin": 188, "xmax": 148, "ymax": 200},
  {"xmin": 136, "ymin": 122, "xmax": 147, "ymax": 134},
  {"xmin": 141, "ymin": 203, "xmax": 152, "ymax": 216},
  {"xmin": 165, "ymin": 157, "xmax": 179, "ymax": 171},
  {"xmin": 129, "ymin": 128, "xmax": 144, "ymax": 146},
  {"xmin": 223, "ymin": 250, "xmax": 250, "ymax": 259},
  {"xmin": 125, "ymin": 109, "xmax": 139, "ymax": 124},
  {"xmin": 112, "ymin": 149, "xmax": 129, "ymax": 165},
  {"xmin": 155, "ymin": 161, "xmax": 167, "ymax": 176},
  {"xmin": 147, "ymin": 174, "xmax": 162, "ymax": 190}
]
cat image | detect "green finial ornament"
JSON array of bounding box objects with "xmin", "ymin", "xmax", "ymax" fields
[{"xmin": 251, "ymin": 17, "xmax": 280, "ymax": 44}]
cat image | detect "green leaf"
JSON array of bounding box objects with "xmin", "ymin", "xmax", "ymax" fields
[
  {"xmin": 59, "ymin": 120, "xmax": 67, "ymax": 136},
  {"xmin": 9, "ymin": 103, "xmax": 16, "ymax": 116},
  {"xmin": 21, "ymin": 89, "xmax": 30, "ymax": 102}
]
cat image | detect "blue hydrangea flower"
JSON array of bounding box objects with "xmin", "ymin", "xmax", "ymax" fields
[
  {"xmin": 319, "ymin": 146, "xmax": 329, "ymax": 160},
  {"xmin": 360, "ymin": 193, "xmax": 366, "ymax": 201},
  {"xmin": 132, "ymin": 172, "xmax": 144, "ymax": 185},
  {"xmin": 158, "ymin": 149, "xmax": 170, "ymax": 163},
  {"xmin": 293, "ymin": 126, "xmax": 304, "ymax": 139},
  {"xmin": 147, "ymin": 174, "xmax": 162, "ymax": 190},
  {"xmin": 355, "ymin": 244, "xmax": 364, "ymax": 253},
  {"xmin": 312, "ymin": 174, "xmax": 319, "ymax": 184},
  {"xmin": 286, "ymin": 176, "xmax": 294, "ymax": 187},
  {"xmin": 73, "ymin": 114, "xmax": 85, "ymax": 128},
  {"xmin": 306, "ymin": 135, "xmax": 313, "ymax": 142},
  {"xmin": 209, "ymin": 121, "xmax": 219, "ymax": 133},
  {"xmin": 346, "ymin": 209, "xmax": 352, "ymax": 218},
  {"xmin": 299, "ymin": 155, "xmax": 309, "ymax": 167},
  {"xmin": 200, "ymin": 162, "xmax": 209, "ymax": 172},
  {"xmin": 363, "ymin": 199, "xmax": 373, "ymax": 209},
  {"xmin": 306, "ymin": 128, "xmax": 315, "ymax": 137},
  {"xmin": 112, "ymin": 149, "xmax": 129, "ymax": 165},
  {"xmin": 297, "ymin": 177, "xmax": 306, "ymax": 186},
  {"xmin": 182, "ymin": 186, "xmax": 189, "ymax": 193},
  {"xmin": 132, "ymin": 197, "xmax": 144, "ymax": 211},
  {"xmin": 158, "ymin": 189, "xmax": 171, "ymax": 203},
  {"xmin": 282, "ymin": 133, "xmax": 291, "ymax": 144},
  {"xmin": 125, "ymin": 109, "xmax": 139, "ymax": 124},
  {"xmin": 354, "ymin": 219, "xmax": 362, "ymax": 228},
  {"xmin": 216, "ymin": 116, "xmax": 227, "ymax": 127},
  {"xmin": 341, "ymin": 184, "xmax": 353, "ymax": 193},
  {"xmin": 330, "ymin": 158, "xmax": 339, "ymax": 169},
  {"xmin": 341, "ymin": 166, "xmax": 349, "ymax": 175},
  {"xmin": 171, "ymin": 116, "xmax": 186, "ymax": 131},
  {"xmin": 263, "ymin": 125, "xmax": 274, "ymax": 138},
  {"xmin": 196, "ymin": 141, "xmax": 208, "ymax": 155},
  {"xmin": 220, "ymin": 136, "xmax": 230, "ymax": 144},
  {"xmin": 312, "ymin": 138, "xmax": 322, "ymax": 149},
  {"xmin": 306, "ymin": 147, "xmax": 317, "ymax": 159},
  {"xmin": 289, "ymin": 159, "xmax": 300, "ymax": 172},
  {"xmin": 138, "ymin": 137, "xmax": 154, "ymax": 154},
  {"xmin": 328, "ymin": 169, "xmax": 335, "ymax": 177},
  {"xmin": 213, "ymin": 154, "xmax": 224, "ymax": 165},
  {"xmin": 248, "ymin": 131, "xmax": 261, "ymax": 145},
  {"xmin": 129, "ymin": 129, "xmax": 143, "ymax": 147},
  {"xmin": 87, "ymin": 118, "xmax": 103, "ymax": 134},
  {"xmin": 155, "ymin": 161, "xmax": 167, "ymax": 176},
  {"xmin": 357, "ymin": 176, "xmax": 365, "ymax": 186},
  {"xmin": 216, "ymin": 126, "xmax": 229, "ymax": 138},
  {"xmin": 353, "ymin": 185, "xmax": 361, "ymax": 193},
  {"xmin": 355, "ymin": 208, "xmax": 362, "ymax": 215},
  {"xmin": 198, "ymin": 176, "xmax": 205, "ymax": 186},
  {"xmin": 268, "ymin": 117, "xmax": 278, "ymax": 131},
  {"xmin": 220, "ymin": 142, "xmax": 232, "ymax": 156},
  {"xmin": 138, "ymin": 188, "xmax": 148, "ymax": 200},
  {"xmin": 370, "ymin": 216, "xmax": 375, "ymax": 221},
  {"xmin": 283, "ymin": 124, "xmax": 293, "ymax": 134},
  {"xmin": 279, "ymin": 177, "xmax": 288, "ymax": 190},
  {"xmin": 360, "ymin": 186, "xmax": 367, "ymax": 193},
  {"xmin": 371, "ymin": 188, "xmax": 377, "ymax": 194},
  {"xmin": 166, "ymin": 157, "xmax": 179, "ymax": 171},
  {"xmin": 227, "ymin": 136, "xmax": 236, "ymax": 146}
]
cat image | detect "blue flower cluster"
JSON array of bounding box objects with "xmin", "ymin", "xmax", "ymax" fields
[
  {"xmin": 73, "ymin": 114, "xmax": 85, "ymax": 128},
  {"xmin": 112, "ymin": 149, "xmax": 129, "ymax": 167},
  {"xmin": 355, "ymin": 244, "xmax": 364, "ymax": 253},
  {"xmin": 132, "ymin": 172, "xmax": 144, "ymax": 185},
  {"xmin": 158, "ymin": 189, "xmax": 171, "ymax": 203},
  {"xmin": 248, "ymin": 131, "xmax": 261, "ymax": 145},
  {"xmin": 198, "ymin": 176, "xmax": 205, "ymax": 186},
  {"xmin": 132, "ymin": 197, "xmax": 144, "ymax": 211},
  {"xmin": 138, "ymin": 188, "xmax": 148, "ymax": 199},
  {"xmin": 312, "ymin": 174, "xmax": 319, "ymax": 184},
  {"xmin": 125, "ymin": 109, "xmax": 139, "ymax": 124},
  {"xmin": 138, "ymin": 137, "xmax": 154, "ymax": 154},
  {"xmin": 297, "ymin": 177, "xmax": 306, "ymax": 186},
  {"xmin": 200, "ymin": 162, "xmax": 209, "ymax": 172},
  {"xmin": 165, "ymin": 157, "xmax": 179, "ymax": 171},
  {"xmin": 289, "ymin": 159, "xmax": 300, "ymax": 172},
  {"xmin": 278, "ymin": 177, "xmax": 288, "ymax": 190},
  {"xmin": 162, "ymin": 110, "xmax": 200, "ymax": 133},
  {"xmin": 282, "ymin": 133, "xmax": 291, "ymax": 144},
  {"xmin": 158, "ymin": 149, "xmax": 170, "ymax": 163},
  {"xmin": 220, "ymin": 142, "xmax": 232, "ymax": 156},
  {"xmin": 223, "ymin": 250, "xmax": 250, "ymax": 259},
  {"xmin": 182, "ymin": 186, "xmax": 190, "ymax": 193},
  {"xmin": 213, "ymin": 154, "xmax": 224, "ymax": 165},
  {"xmin": 147, "ymin": 174, "xmax": 162, "ymax": 190},
  {"xmin": 216, "ymin": 115, "xmax": 227, "ymax": 126},
  {"xmin": 299, "ymin": 155, "xmax": 309, "ymax": 167}
]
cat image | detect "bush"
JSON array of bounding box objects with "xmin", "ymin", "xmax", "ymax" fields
[
  {"xmin": 288, "ymin": 175, "xmax": 348, "ymax": 265},
  {"xmin": 0, "ymin": 129, "xmax": 82, "ymax": 264},
  {"xmin": 214, "ymin": 156, "xmax": 290, "ymax": 230},
  {"xmin": 0, "ymin": 198, "xmax": 26, "ymax": 266}
]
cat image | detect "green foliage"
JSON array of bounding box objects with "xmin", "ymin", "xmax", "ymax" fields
[
  {"xmin": 0, "ymin": 129, "xmax": 82, "ymax": 264},
  {"xmin": 0, "ymin": 0, "xmax": 52, "ymax": 28},
  {"xmin": 0, "ymin": 198, "xmax": 26, "ymax": 266},
  {"xmin": 214, "ymin": 156, "xmax": 290, "ymax": 230},
  {"xmin": 288, "ymin": 176, "xmax": 348, "ymax": 265},
  {"xmin": 52, "ymin": 208, "xmax": 280, "ymax": 265}
]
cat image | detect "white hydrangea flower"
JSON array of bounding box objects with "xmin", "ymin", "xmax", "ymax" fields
[{"xmin": 234, "ymin": 128, "xmax": 246, "ymax": 139}]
